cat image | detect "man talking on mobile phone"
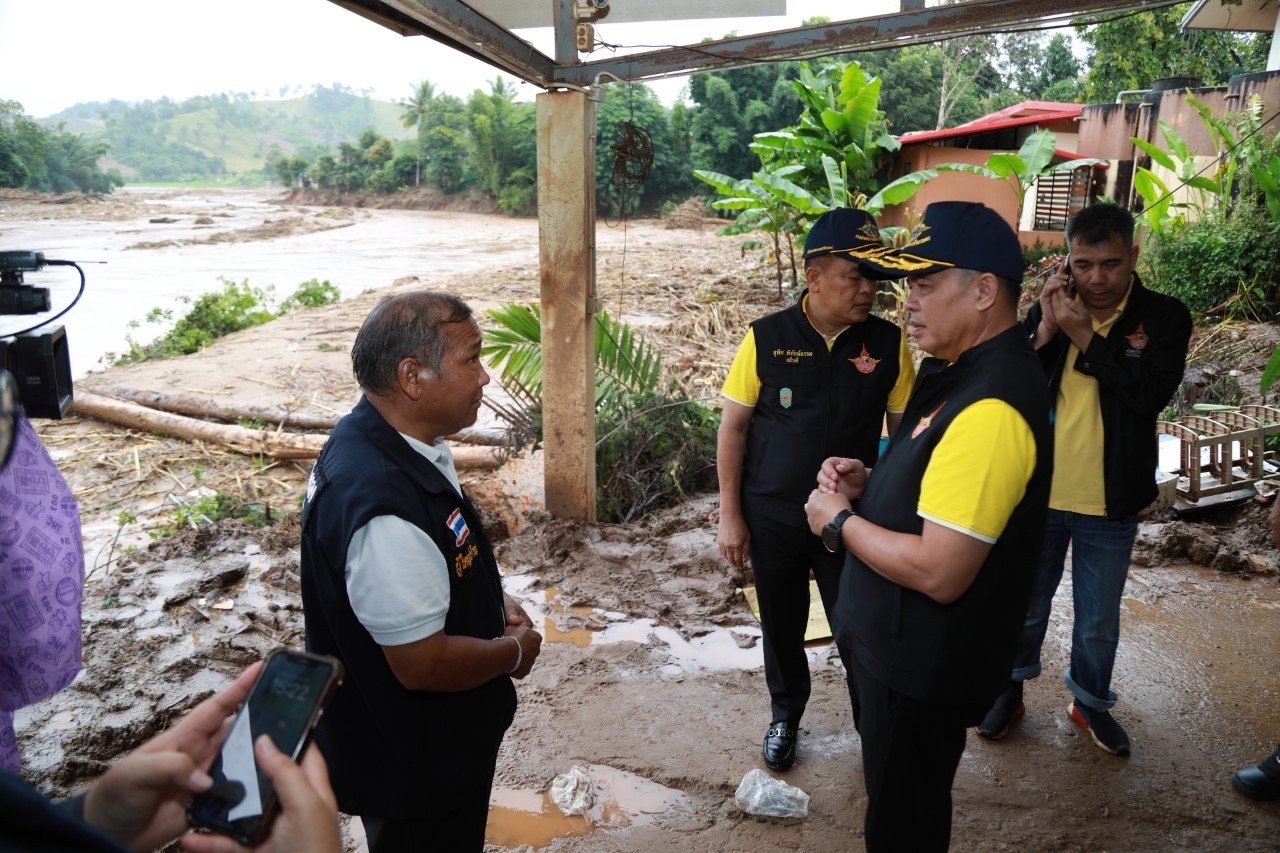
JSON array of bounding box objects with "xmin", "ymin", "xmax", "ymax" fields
[
  {"xmin": 977, "ymin": 203, "xmax": 1192, "ymax": 755},
  {"xmin": 300, "ymin": 292, "xmax": 542, "ymax": 853}
]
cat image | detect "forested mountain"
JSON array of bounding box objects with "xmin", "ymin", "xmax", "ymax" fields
[{"xmin": 42, "ymin": 85, "xmax": 412, "ymax": 181}]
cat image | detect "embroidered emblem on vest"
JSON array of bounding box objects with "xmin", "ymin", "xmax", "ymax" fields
[
  {"xmin": 780, "ymin": 387, "xmax": 793, "ymax": 409},
  {"xmin": 850, "ymin": 343, "xmax": 881, "ymax": 374},
  {"xmin": 1124, "ymin": 323, "xmax": 1148, "ymax": 354},
  {"xmin": 453, "ymin": 542, "xmax": 478, "ymax": 578},
  {"xmin": 911, "ymin": 402, "xmax": 946, "ymax": 439},
  {"xmin": 304, "ymin": 469, "xmax": 318, "ymax": 505},
  {"xmin": 447, "ymin": 508, "xmax": 471, "ymax": 547}
]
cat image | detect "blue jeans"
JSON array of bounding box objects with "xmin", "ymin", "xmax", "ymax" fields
[{"xmin": 1011, "ymin": 509, "xmax": 1138, "ymax": 712}]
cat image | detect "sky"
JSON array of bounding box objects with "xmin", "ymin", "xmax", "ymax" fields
[{"xmin": 0, "ymin": 0, "xmax": 902, "ymax": 118}]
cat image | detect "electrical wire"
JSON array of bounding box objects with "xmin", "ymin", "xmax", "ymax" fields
[{"xmin": 1, "ymin": 261, "xmax": 86, "ymax": 338}]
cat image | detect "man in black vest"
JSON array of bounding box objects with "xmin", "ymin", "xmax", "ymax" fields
[
  {"xmin": 718, "ymin": 207, "xmax": 915, "ymax": 771},
  {"xmin": 301, "ymin": 292, "xmax": 542, "ymax": 852},
  {"xmin": 805, "ymin": 202, "xmax": 1052, "ymax": 851}
]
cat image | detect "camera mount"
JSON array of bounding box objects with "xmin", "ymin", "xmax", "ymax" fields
[{"xmin": 0, "ymin": 251, "xmax": 84, "ymax": 419}]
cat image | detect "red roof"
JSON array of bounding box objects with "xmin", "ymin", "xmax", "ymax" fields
[{"xmin": 899, "ymin": 101, "xmax": 1083, "ymax": 146}]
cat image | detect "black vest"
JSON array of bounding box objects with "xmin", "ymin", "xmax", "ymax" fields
[
  {"xmin": 744, "ymin": 294, "xmax": 904, "ymax": 527},
  {"xmin": 835, "ymin": 326, "xmax": 1052, "ymax": 724},
  {"xmin": 300, "ymin": 396, "xmax": 515, "ymax": 818}
]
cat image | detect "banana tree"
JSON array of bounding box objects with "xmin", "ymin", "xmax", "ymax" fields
[
  {"xmin": 748, "ymin": 62, "xmax": 900, "ymax": 202},
  {"xmin": 694, "ymin": 60, "xmax": 901, "ymax": 294},
  {"xmin": 694, "ymin": 162, "xmax": 829, "ymax": 296},
  {"xmin": 1130, "ymin": 120, "xmax": 1222, "ymax": 236}
]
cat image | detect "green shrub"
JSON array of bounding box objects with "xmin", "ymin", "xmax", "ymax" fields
[
  {"xmin": 117, "ymin": 277, "xmax": 277, "ymax": 363},
  {"xmin": 116, "ymin": 276, "xmax": 342, "ymax": 364},
  {"xmin": 497, "ymin": 169, "xmax": 537, "ymax": 216},
  {"xmin": 280, "ymin": 278, "xmax": 341, "ymax": 312},
  {"xmin": 596, "ymin": 391, "xmax": 719, "ymax": 523},
  {"xmin": 1142, "ymin": 203, "xmax": 1280, "ymax": 317}
]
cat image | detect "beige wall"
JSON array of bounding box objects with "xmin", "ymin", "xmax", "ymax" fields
[
  {"xmin": 1080, "ymin": 71, "xmax": 1280, "ymax": 211},
  {"xmin": 877, "ymin": 71, "xmax": 1280, "ymax": 246}
]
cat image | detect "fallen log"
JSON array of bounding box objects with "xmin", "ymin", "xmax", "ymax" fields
[
  {"xmin": 68, "ymin": 392, "xmax": 505, "ymax": 468},
  {"xmin": 83, "ymin": 385, "xmax": 512, "ymax": 445}
]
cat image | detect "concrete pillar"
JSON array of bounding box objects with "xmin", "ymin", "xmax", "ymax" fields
[{"xmin": 536, "ymin": 89, "xmax": 597, "ymax": 521}]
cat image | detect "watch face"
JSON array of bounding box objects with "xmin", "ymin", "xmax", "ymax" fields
[{"xmin": 822, "ymin": 514, "xmax": 844, "ymax": 552}]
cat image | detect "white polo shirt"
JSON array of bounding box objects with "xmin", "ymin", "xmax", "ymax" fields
[{"xmin": 345, "ymin": 434, "xmax": 461, "ymax": 647}]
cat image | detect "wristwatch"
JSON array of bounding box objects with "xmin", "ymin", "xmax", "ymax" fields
[{"xmin": 822, "ymin": 508, "xmax": 856, "ymax": 553}]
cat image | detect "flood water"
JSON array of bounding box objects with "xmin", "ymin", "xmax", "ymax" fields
[{"xmin": 1, "ymin": 188, "xmax": 549, "ymax": 376}]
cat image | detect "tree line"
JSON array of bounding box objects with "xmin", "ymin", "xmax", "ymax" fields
[
  {"xmin": 1, "ymin": 5, "xmax": 1270, "ymax": 205},
  {"xmin": 273, "ymin": 8, "xmax": 1270, "ymax": 216},
  {"xmin": 0, "ymin": 100, "xmax": 123, "ymax": 193}
]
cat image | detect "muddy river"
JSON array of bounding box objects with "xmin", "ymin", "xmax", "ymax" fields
[{"xmin": 1, "ymin": 187, "xmax": 555, "ymax": 376}]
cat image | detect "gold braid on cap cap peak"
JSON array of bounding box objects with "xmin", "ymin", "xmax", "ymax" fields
[
  {"xmin": 864, "ymin": 225, "xmax": 956, "ymax": 273},
  {"xmin": 831, "ymin": 219, "xmax": 886, "ymax": 260}
]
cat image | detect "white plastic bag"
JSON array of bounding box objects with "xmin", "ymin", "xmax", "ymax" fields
[
  {"xmin": 550, "ymin": 763, "xmax": 597, "ymax": 816},
  {"xmin": 734, "ymin": 767, "xmax": 810, "ymax": 819}
]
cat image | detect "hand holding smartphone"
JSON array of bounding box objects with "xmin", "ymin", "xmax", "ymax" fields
[{"xmin": 187, "ymin": 648, "xmax": 343, "ymax": 845}]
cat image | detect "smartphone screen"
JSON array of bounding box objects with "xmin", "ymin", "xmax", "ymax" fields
[{"xmin": 188, "ymin": 649, "xmax": 343, "ymax": 844}]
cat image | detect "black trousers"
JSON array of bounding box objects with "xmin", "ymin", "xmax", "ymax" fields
[
  {"xmin": 360, "ymin": 739, "xmax": 501, "ymax": 853},
  {"xmin": 847, "ymin": 651, "xmax": 967, "ymax": 853},
  {"xmin": 745, "ymin": 505, "xmax": 852, "ymax": 724}
]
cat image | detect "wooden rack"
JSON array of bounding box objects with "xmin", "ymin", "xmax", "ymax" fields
[{"xmin": 1156, "ymin": 405, "xmax": 1280, "ymax": 502}]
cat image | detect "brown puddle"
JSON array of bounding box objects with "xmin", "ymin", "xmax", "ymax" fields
[
  {"xmin": 486, "ymin": 764, "xmax": 694, "ymax": 850},
  {"xmin": 541, "ymin": 585, "xmax": 598, "ymax": 646},
  {"xmin": 486, "ymin": 788, "xmax": 593, "ymax": 848}
]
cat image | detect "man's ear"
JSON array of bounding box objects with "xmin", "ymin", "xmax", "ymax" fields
[
  {"xmin": 804, "ymin": 259, "xmax": 821, "ymax": 289},
  {"xmin": 972, "ymin": 272, "xmax": 1000, "ymax": 311},
  {"xmin": 397, "ymin": 357, "xmax": 429, "ymax": 399}
]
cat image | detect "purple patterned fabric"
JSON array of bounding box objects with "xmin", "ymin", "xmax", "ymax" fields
[{"xmin": 0, "ymin": 413, "xmax": 83, "ymax": 773}]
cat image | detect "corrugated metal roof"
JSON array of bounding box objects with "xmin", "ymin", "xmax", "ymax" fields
[{"xmin": 899, "ymin": 101, "xmax": 1082, "ymax": 145}]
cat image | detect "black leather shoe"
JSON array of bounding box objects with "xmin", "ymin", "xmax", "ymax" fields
[
  {"xmin": 762, "ymin": 722, "xmax": 798, "ymax": 771},
  {"xmin": 1232, "ymin": 745, "xmax": 1280, "ymax": 801}
]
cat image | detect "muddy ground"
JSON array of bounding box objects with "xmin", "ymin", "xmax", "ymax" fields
[{"xmin": 5, "ymin": 188, "xmax": 1280, "ymax": 851}]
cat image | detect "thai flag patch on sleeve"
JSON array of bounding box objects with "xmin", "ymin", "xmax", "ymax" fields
[{"xmin": 446, "ymin": 508, "xmax": 471, "ymax": 547}]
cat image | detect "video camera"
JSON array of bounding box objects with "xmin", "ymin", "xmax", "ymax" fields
[{"xmin": 0, "ymin": 250, "xmax": 80, "ymax": 419}]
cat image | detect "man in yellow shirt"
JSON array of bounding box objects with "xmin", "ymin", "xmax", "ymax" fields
[
  {"xmin": 977, "ymin": 203, "xmax": 1192, "ymax": 755},
  {"xmin": 805, "ymin": 201, "xmax": 1052, "ymax": 850},
  {"xmin": 717, "ymin": 206, "xmax": 914, "ymax": 771}
]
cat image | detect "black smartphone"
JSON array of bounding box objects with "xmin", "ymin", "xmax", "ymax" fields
[
  {"xmin": 187, "ymin": 648, "xmax": 344, "ymax": 844},
  {"xmin": 1063, "ymin": 255, "xmax": 1075, "ymax": 298}
]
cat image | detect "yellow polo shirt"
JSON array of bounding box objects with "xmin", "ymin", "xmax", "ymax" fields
[
  {"xmin": 721, "ymin": 296, "xmax": 915, "ymax": 412},
  {"xmin": 1049, "ymin": 286, "xmax": 1132, "ymax": 515},
  {"xmin": 917, "ymin": 398, "xmax": 1037, "ymax": 543}
]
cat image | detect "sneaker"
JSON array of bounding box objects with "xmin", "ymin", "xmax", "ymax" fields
[
  {"xmin": 1068, "ymin": 701, "xmax": 1130, "ymax": 756},
  {"xmin": 977, "ymin": 682, "xmax": 1024, "ymax": 740},
  {"xmin": 1231, "ymin": 745, "xmax": 1280, "ymax": 801}
]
